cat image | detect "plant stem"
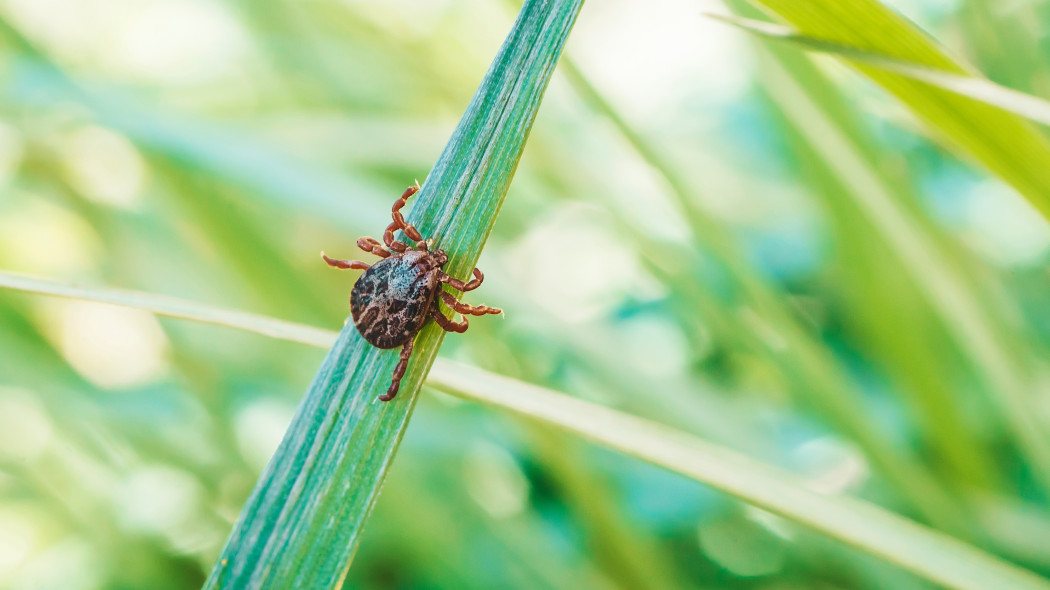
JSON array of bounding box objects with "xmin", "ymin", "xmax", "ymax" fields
[{"xmin": 202, "ymin": 1, "xmax": 585, "ymax": 587}]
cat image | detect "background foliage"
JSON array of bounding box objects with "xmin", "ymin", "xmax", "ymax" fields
[{"xmin": 2, "ymin": 0, "xmax": 1050, "ymax": 588}]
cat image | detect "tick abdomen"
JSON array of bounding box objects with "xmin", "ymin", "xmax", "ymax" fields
[{"xmin": 350, "ymin": 253, "xmax": 438, "ymax": 349}]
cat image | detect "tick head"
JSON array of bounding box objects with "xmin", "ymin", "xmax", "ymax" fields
[{"xmin": 431, "ymin": 249, "xmax": 449, "ymax": 267}]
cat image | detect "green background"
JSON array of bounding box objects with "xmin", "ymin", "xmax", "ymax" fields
[{"xmin": 2, "ymin": 0, "xmax": 1050, "ymax": 588}]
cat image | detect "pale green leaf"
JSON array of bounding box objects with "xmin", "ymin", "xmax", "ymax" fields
[
  {"xmin": 723, "ymin": 0, "xmax": 1050, "ymax": 514},
  {"xmin": 737, "ymin": 0, "xmax": 1050, "ymax": 220},
  {"xmin": 711, "ymin": 14, "xmax": 1050, "ymax": 126}
]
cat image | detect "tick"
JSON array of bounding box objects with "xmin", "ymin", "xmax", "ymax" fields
[{"xmin": 322, "ymin": 184, "xmax": 502, "ymax": 401}]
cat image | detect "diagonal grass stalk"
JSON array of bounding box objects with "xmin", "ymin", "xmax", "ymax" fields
[{"xmin": 196, "ymin": 1, "xmax": 585, "ymax": 587}]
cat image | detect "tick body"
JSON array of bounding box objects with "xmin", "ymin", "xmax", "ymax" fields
[
  {"xmin": 350, "ymin": 251, "xmax": 439, "ymax": 349},
  {"xmin": 323, "ymin": 184, "xmax": 501, "ymax": 401}
]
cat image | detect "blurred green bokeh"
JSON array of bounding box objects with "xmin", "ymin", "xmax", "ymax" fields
[{"xmin": 2, "ymin": 0, "xmax": 1050, "ymax": 588}]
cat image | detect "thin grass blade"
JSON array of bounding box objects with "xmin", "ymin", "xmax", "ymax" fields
[
  {"xmin": 428, "ymin": 363, "xmax": 1050, "ymax": 590},
  {"xmin": 735, "ymin": 0, "xmax": 1050, "ymax": 221},
  {"xmin": 719, "ymin": 0, "xmax": 1050, "ymax": 506},
  {"xmin": 2, "ymin": 270, "xmax": 1047, "ymax": 590},
  {"xmin": 560, "ymin": 60, "xmax": 966, "ymax": 531},
  {"xmin": 711, "ymin": 14, "xmax": 1050, "ymax": 126}
]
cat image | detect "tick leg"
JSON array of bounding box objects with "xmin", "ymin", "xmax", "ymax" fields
[
  {"xmin": 384, "ymin": 183, "xmax": 428, "ymax": 252},
  {"xmin": 430, "ymin": 302, "xmax": 468, "ymax": 333},
  {"xmin": 356, "ymin": 237, "xmax": 391, "ymax": 258},
  {"xmin": 392, "ymin": 185, "xmax": 426, "ymax": 243},
  {"xmin": 439, "ymin": 268, "xmax": 485, "ymax": 292},
  {"xmin": 321, "ymin": 252, "xmax": 370, "ymax": 270},
  {"xmin": 440, "ymin": 291, "xmax": 502, "ymax": 316},
  {"xmin": 380, "ymin": 338, "xmax": 415, "ymax": 402},
  {"xmin": 382, "ymin": 226, "xmax": 410, "ymax": 253}
]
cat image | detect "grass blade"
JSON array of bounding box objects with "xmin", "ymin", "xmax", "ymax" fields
[
  {"xmin": 560, "ymin": 60, "xmax": 966, "ymax": 531},
  {"xmin": 2, "ymin": 270, "xmax": 1047, "ymax": 590},
  {"xmin": 0, "ymin": 271, "xmax": 336, "ymax": 348},
  {"xmin": 711, "ymin": 14, "xmax": 1050, "ymax": 126},
  {"xmin": 734, "ymin": 0, "xmax": 1050, "ymax": 221},
  {"xmin": 733, "ymin": 10, "xmax": 1003, "ymax": 488},
  {"xmin": 719, "ymin": 0, "xmax": 1050, "ymax": 504},
  {"xmin": 194, "ymin": 1, "xmax": 585, "ymax": 587},
  {"xmin": 427, "ymin": 363, "xmax": 1050, "ymax": 590}
]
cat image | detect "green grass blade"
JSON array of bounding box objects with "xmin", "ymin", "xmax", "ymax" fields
[
  {"xmin": 736, "ymin": 15, "xmax": 1003, "ymax": 488},
  {"xmin": 0, "ymin": 271, "xmax": 336, "ymax": 348},
  {"xmin": 721, "ymin": 1, "xmax": 1050, "ymax": 502},
  {"xmin": 560, "ymin": 60, "xmax": 966, "ymax": 531},
  {"xmin": 737, "ymin": 0, "xmax": 1050, "ymax": 220},
  {"xmin": 194, "ymin": 1, "xmax": 584, "ymax": 587},
  {"xmin": 427, "ymin": 363, "xmax": 1050, "ymax": 590},
  {"xmin": 3, "ymin": 270, "xmax": 1046, "ymax": 590},
  {"xmin": 711, "ymin": 14, "xmax": 1050, "ymax": 126}
]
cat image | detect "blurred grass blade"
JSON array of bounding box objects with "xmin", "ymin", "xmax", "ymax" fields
[
  {"xmin": 428, "ymin": 363, "xmax": 1050, "ymax": 590},
  {"xmin": 0, "ymin": 271, "xmax": 336, "ymax": 348},
  {"xmin": 560, "ymin": 61, "xmax": 966, "ymax": 530},
  {"xmin": 736, "ymin": 0, "xmax": 1050, "ymax": 221},
  {"xmin": 711, "ymin": 14, "xmax": 1050, "ymax": 126},
  {"xmin": 4, "ymin": 271, "xmax": 1048, "ymax": 590},
  {"xmin": 198, "ymin": 1, "xmax": 584, "ymax": 587},
  {"xmin": 723, "ymin": 0, "xmax": 1050, "ymax": 506},
  {"xmin": 725, "ymin": 0, "xmax": 1004, "ymax": 490}
]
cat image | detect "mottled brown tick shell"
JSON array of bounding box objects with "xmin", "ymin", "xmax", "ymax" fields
[{"xmin": 350, "ymin": 250, "xmax": 441, "ymax": 349}]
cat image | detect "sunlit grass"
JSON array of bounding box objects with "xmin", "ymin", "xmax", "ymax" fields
[{"xmin": 1, "ymin": 0, "xmax": 1050, "ymax": 588}]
